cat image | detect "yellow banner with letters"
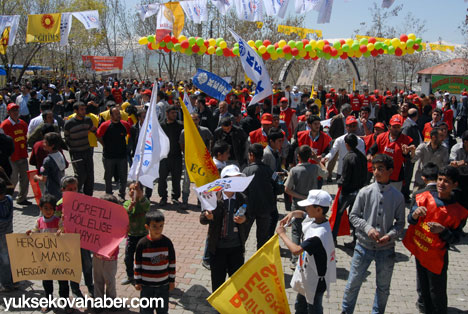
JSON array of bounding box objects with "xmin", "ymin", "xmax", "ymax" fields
[
  {"xmin": 26, "ymin": 13, "xmax": 61, "ymax": 43},
  {"xmin": 207, "ymin": 235, "xmax": 291, "ymax": 314}
]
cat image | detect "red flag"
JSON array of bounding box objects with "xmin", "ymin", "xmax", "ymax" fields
[
  {"xmin": 329, "ymin": 186, "xmax": 351, "ymax": 236},
  {"xmin": 27, "ymin": 170, "xmax": 42, "ymax": 206}
]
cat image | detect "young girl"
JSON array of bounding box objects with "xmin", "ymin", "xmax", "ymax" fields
[{"xmin": 26, "ymin": 194, "xmax": 72, "ymax": 314}]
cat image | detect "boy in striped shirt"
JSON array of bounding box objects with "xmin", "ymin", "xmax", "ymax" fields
[{"xmin": 134, "ymin": 210, "xmax": 175, "ymax": 314}]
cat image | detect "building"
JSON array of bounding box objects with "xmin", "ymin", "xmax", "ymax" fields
[{"xmin": 418, "ymin": 58, "xmax": 468, "ymax": 96}]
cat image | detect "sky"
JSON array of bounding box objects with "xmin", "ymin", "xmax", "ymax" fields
[{"xmin": 127, "ymin": 0, "xmax": 468, "ymax": 44}]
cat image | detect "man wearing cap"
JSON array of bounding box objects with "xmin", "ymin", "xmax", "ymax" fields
[
  {"xmin": 373, "ymin": 90, "xmax": 384, "ymax": 108},
  {"xmin": 15, "ymin": 85, "xmax": 30, "ymax": 124},
  {"xmin": 323, "ymin": 115, "xmax": 365, "ymax": 181},
  {"xmin": 363, "ymin": 122, "xmax": 386, "ymax": 184},
  {"xmin": 248, "ymin": 113, "xmax": 273, "ymax": 148},
  {"xmin": 140, "ymin": 89, "xmax": 152, "ymax": 107},
  {"xmin": 277, "ymin": 189, "xmax": 336, "ymax": 314},
  {"xmin": 279, "ymin": 97, "xmax": 298, "ymax": 141},
  {"xmin": 111, "ymin": 82, "xmax": 123, "ymax": 105},
  {"xmin": 296, "ymin": 115, "xmax": 332, "ymax": 168},
  {"xmin": 368, "ymin": 114, "xmax": 414, "ymax": 191},
  {"xmin": 1, "ymin": 103, "xmax": 30, "ymax": 205},
  {"xmin": 422, "ymin": 108, "xmax": 443, "ymax": 143},
  {"xmin": 402, "ymin": 108, "xmax": 422, "ymax": 201},
  {"xmin": 325, "ymin": 88, "xmax": 338, "ymax": 107}
]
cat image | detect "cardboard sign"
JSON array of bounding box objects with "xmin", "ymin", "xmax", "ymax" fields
[
  {"xmin": 62, "ymin": 192, "xmax": 129, "ymax": 257},
  {"xmin": 6, "ymin": 233, "xmax": 82, "ymax": 283}
]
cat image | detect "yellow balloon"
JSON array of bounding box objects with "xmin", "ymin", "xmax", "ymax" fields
[
  {"xmin": 278, "ymin": 51, "xmax": 285, "ymax": 58},
  {"xmin": 200, "ymin": 45, "xmax": 207, "ymax": 53},
  {"xmin": 317, "ymin": 40, "xmax": 325, "ymax": 49},
  {"xmin": 391, "ymin": 38, "xmax": 400, "ymax": 47},
  {"xmin": 299, "ymin": 50, "xmax": 307, "ymax": 58},
  {"xmin": 346, "ymin": 39, "xmax": 353, "ymax": 46},
  {"xmin": 355, "ymin": 51, "xmax": 362, "ymax": 58},
  {"xmin": 259, "ymin": 45, "xmax": 267, "ymax": 54},
  {"xmin": 138, "ymin": 37, "xmax": 148, "ymax": 45},
  {"xmin": 219, "ymin": 41, "xmax": 227, "ymax": 49},
  {"xmin": 348, "ymin": 50, "xmax": 354, "ymax": 57},
  {"xmin": 400, "ymin": 42, "xmax": 406, "ymax": 49},
  {"xmin": 401, "ymin": 50, "xmax": 407, "ymax": 56},
  {"xmin": 151, "ymin": 42, "xmax": 159, "ymax": 50},
  {"xmin": 209, "ymin": 38, "xmax": 216, "ymax": 47},
  {"xmin": 337, "ymin": 49, "xmax": 343, "ymax": 56},
  {"xmin": 384, "ymin": 39, "xmax": 391, "ymax": 46},
  {"xmin": 408, "ymin": 33, "xmax": 416, "ymax": 41},
  {"xmin": 178, "ymin": 35, "xmax": 187, "ymax": 42},
  {"xmin": 309, "ymin": 40, "xmax": 317, "ymax": 49},
  {"xmin": 407, "ymin": 48, "xmax": 415, "ymax": 54},
  {"xmin": 367, "ymin": 43, "xmax": 374, "ymax": 51},
  {"xmin": 278, "ymin": 40, "xmax": 286, "ymax": 48},
  {"xmin": 207, "ymin": 46, "xmax": 215, "ymax": 54},
  {"xmin": 181, "ymin": 48, "xmax": 186, "ymax": 53},
  {"xmin": 248, "ymin": 40, "xmax": 255, "ymax": 47},
  {"xmin": 309, "ymin": 50, "xmax": 317, "ymax": 58}
]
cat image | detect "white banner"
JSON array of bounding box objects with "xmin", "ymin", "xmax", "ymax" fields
[
  {"xmin": 137, "ymin": 3, "xmax": 160, "ymax": 21},
  {"xmin": 195, "ymin": 175, "xmax": 254, "ymax": 210},
  {"xmin": 263, "ymin": 0, "xmax": 290, "ymax": 19},
  {"xmin": 128, "ymin": 82, "xmax": 170, "ymax": 188},
  {"xmin": 233, "ymin": 0, "xmax": 264, "ymax": 21},
  {"xmin": 72, "ymin": 10, "xmax": 100, "ymax": 29},
  {"xmin": 230, "ymin": 29, "xmax": 272, "ymax": 105},
  {"xmin": 60, "ymin": 12, "xmax": 73, "ymax": 47},
  {"xmin": 156, "ymin": 6, "xmax": 173, "ymax": 42},
  {"xmin": 210, "ymin": 0, "xmax": 234, "ymax": 15},
  {"xmin": 295, "ymin": 0, "xmax": 322, "ymax": 14},
  {"xmin": 180, "ymin": 0, "xmax": 208, "ymax": 24},
  {"xmin": 0, "ymin": 15, "xmax": 20, "ymax": 46},
  {"xmin": 183, "ymin": 92, "xmax": 195, "ymax": 114},
  {"xmin": 316, "ymin": 0, "xmax": 333, "ymax": 24}
]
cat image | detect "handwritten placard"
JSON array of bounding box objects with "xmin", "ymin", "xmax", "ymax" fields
[
  {"xmin": 6, "ymin": 233, "xmax": 82, "ymax": 283},
  {"xmin": 62, "ymin": 192, "xmax": 129, "ymax": 257}
]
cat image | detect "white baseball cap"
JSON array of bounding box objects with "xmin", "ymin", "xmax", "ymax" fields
[
  {"xmin": 298, "ymin": 190, "xmax": 333, "ymax": 207},
  {"xmin": 220, "ymin": 165, "xmax": 245, "ymax": 178}
]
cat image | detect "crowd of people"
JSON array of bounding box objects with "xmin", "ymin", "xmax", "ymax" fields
[{"xmin": 0, "ymin": 76, "xmax": 467, "ymax": 314}]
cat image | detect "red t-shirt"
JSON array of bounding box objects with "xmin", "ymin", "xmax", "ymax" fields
[
  {"xmin": 111, "ymin": 88, "xmax": 123, "ymax": 104},
  {"xmin": 422, "ymin": 122, "xmax": 435, "ymax": 142},
  {"xmin": 325, "ymin": 93, "xmax": 338, "ymax": 106},
  {"xmin": 297, "ymin": 131, "xmax": 331, "ymax": 164},
  {"xmin": 375, "ymin": 131, "xmax": 412, "ymax": 181},
  {"xmin": 349, "ymin": 95, "xmax": 362, "ymax": 112},
  {"xmin": 0, "ymin": 118, "xmax": 28, "ymax": 161}
]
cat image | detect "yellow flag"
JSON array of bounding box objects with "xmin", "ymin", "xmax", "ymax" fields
[
  {"xmin": 181, "ymin": 101, "xmax": 219, "ymax": 187},
  {"xmin": 26, "ymin": 13, "xmax": 61, "ymax": 43},
  {"xmin": 310, "ymin": 84, "xmax": 315, "ymax": 99},
  {"xmin": 352, "ymin": 78, "xmax": 355, "ymax": 91},
  {"xmin": 0, "ymin": 27, "xmax": 9, "ymax": 55},
  {"xmin": 165, "ymin": 2, "xmax": 184, "ymax": 38},
  {"xmin": 207, "ymin": 235, "xmax": 291, "ymax": 314}
]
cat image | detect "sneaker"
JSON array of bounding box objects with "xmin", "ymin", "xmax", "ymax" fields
[
  {"xmin": 202, "ymin": 260, "xmax": 211, "ymax": 270},
  {"xmin": 172, "ymin": 199, "xmax": 180, "ymax": 206},
  {"xmin": 121, "ymin": 277, "xmax": 134, "ymax": 285},
  {"xmin": 181, "ymin": 202, "xmax": 188, "ymax": 210},
  {"xmin": 17, "ymin": 199, "xmax": 32, "ymax": 206},
  {"xmin": 159, "ymin": 198, "xmax": 167, "ymax": 207}
]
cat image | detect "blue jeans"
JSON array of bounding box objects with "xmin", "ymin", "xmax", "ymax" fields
[
  {"xmin": 140, "ymin": 284, "xmax": 169, "ymax": 314},
  {"xmin": 342, "ymin": 243, "xmax": 395, "ymax": 314},
  {"xmin": 295, "ymin": 291, "xmax": 324, "ymax": 314},
  {"xmin": 0, "ymin": 234, "xmax": 13, "ymax": 287}
]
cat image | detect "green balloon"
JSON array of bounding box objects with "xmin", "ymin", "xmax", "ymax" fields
[
  {"xmin": 196, "ymin": 38, "xmax": 204, "ymax": 46},
  {"xmin": 332, "ymin": 54, "xmax": 339, "ymax": 59},
  {"xmin": 359, "ymin": 38, "xmax": 368, "ymax": 46},
  {"xmin": 388, "ymin": 46, "xmax": 395, "ymax": 54},
  {"xmin": 415, "ymin": 37, "xmax": 422, "ymax": 44},
  {"xmin": 188, "ymin": 37, "xmax": 196, "ymax": 45},
  {"xmin": 317, "ymin": 49, "xmax": 325, "ymax": 58},
  {"xmin": 294, "ymin": 55, "xmax": 301, "ymax": 60},
  {"xmin": 364, "ymin": 51, "xmax": 371, "ymax": 57},
  {"xmin": 382, "ymin": 44, "xmax": 388, "ymax": 50},
  {"xmin": 267, "ymin": 45, "xmax": 275, "ymax": 53},
  {"xmin": 233, "ymin": 47, "xmax": 239, "ymax": 55},
  {"xmin": 296, "ymin": 42, "xmax": 303, "ymax": 50},
  {"xmin": 417, "ymin": 45, "xmax": 423, "ymax": 52},
  {"xmin": 305, "ymin": 44, "xmax": 312, "ymax": 52},
  {"xmin": 285, "ymin": 53, "xmax": 292, "ymax": 60},
  {"xmin": 352, "ymin": 43, "xmax": 359, "ymax": 51},
  {"xmin": 406, "ymin": 39, "xmax": 414, "ymax": 48},
  {"xmin": 256, "ymin": 49, "xmax": 262, "ymax": 56},
  {"xmin": 333, "ymin": 41, "xmax": 341, "ymax": 49},
  {"xmin": 174, "ymin": 43, "xmax": 181, "ymax": 51},
  {"xmin": 288, "ymin": 40, "xmax": 296, "ymax": 49},
  {"xmin": 324, "ymin": 53, "xmax": 331, "ymax": 60},
  {"xmin": 374, "ymin": 42, "xmax": 382, "ymax": 50},
  {"xmin": 341, "ymin": 44, "xmax": 349, "ymax": 52},
  {"xmin": 186, "ymin": 49, "xmax": 193, "ymax": 56},
  {"xmin": 276, "ymin": 47, "xmax": 283, "ymax": 54},
  {"xmin": 159, "ymin": 41, "xmax": 166, "ymax": 47},
  {"xmin": 198, "ymin": 50, "xmax": 204, "ymax": 55},
  {"xmin": 234, "ymin": 43, "xmax": 239, "ymax": 47},
  {"xmin": 255, "ymin": 40, "xmax": 262, "ymax": 48},
  {"xmin": 216, "ymin": 47, "xmax": 223, "ymax": 56},
  {"xmin": 147, "ymin": 35, "xmax": 155, "ymax": 43},
  {"xmin": 166, "ymin": 42, "xmax": 174, "ymax": 49},
  {"xmin": 216, "ymin": 38, "xmax": 223, "ymax": 45}
]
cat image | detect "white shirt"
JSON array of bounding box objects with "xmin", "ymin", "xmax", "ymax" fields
[
  {"xmin": 290, "ymin": 91, "xmax": 302, "ymax": 109},
  {"xmin": 28, "ymin": 115, "xmax": 58, "ymax": 135},
  {"xmin": 324, "ymin": 133, "xmax": 365, "ymax": 175}
]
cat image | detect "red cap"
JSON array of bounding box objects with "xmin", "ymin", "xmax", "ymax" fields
[
  {"xmin": 389, "ymin": 114, "xmax": 403, "ymax": 126},
  {"xmin": 7, "ymin": 103, "xmax": 19, "ymax": 111},
  {"xmin": 463, "ymin": 92, "xmax": 468, "ymax": 96},
  {"xmin": 141, "ymin": 89, "xmax": 152, "ymax": 96},
  {"xmin": 374, "ymin": 122, "xmax": 386, "ymax": 130},
  {"xmin": 345, "ymin": 116, "xmax": 358, "ymax": 125},
  {"xmin": 374, "ymin": 89, "xmax": 379, "ymax": 94},
  {"xmin": 386, "ymin": 91, "xmax": 392, "ymax": 96},
  {"xmin": 114, "ymin": 82, "xmax": 118, "ymax": 86},
  {"xmin": 330, "ymin": 88, "xmax": 335, "ymax": 92},
  {"xmin": 208, "ymin": 99, "xmax": 218, "ymax": 106},
  {"xmin": 242, "ymin": 88, "xmax": 249, "ymax": 93},
  {"xmin": 399, "ymin": 90, "xmax": 404, "ymax": 94},
  {"xmin": 261, "ymin": 113, "xmax": 273, "ymax": 124},
  {"xmin": 280, "ymin": 97, "xmax": 288, "ymax": 103}
]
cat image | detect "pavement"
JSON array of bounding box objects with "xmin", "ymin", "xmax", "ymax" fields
[{"xmin": 1, "ymin": 145, "xmax": 468, "ymax": 314}]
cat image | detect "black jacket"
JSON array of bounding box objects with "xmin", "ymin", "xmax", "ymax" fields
[
  {"xmin": 338, "ymin": 149, "xmax": 367, "ymax": 194},
  {"xmin": 240, "ymin": 115, "xmax": 261, "ymax": 135},
  {"xmin": 160, "ymin": 120, "xmax": 183, "ymax": 158},
  {"xmin": 402, "ymin": 119, "xmax": 422, "ymax": 148},
  {"xmin": 242, "ymin": 161, "xmax": 277, "ymax": 216},
  {"xmin": 214, "ymin": 125, "xmax": 247, "ymax": 166}
]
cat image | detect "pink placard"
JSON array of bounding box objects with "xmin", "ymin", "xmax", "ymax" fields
[{"xmin": 62, "ymin": 192, "xmax": 129, "ymax": 257}]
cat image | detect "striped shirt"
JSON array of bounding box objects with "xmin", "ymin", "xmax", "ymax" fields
[
  {"xmin": 134, "ymin": 235, "xmax": 176, "ymax": 287},
  {"xmin": 64, "ymin": 117, "xmax": 93, "ymax": 152}
]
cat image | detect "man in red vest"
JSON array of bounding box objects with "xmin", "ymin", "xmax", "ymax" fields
[
  {"xmin": 349, "ymin": 90, "xmax": 362, "ymax": 117},
  {"xmin": 248, "ymin": 113, "xmax": 273, "ymax": 148},
  {"xmin": 296, "ymin": 115, "xmax": 332, "ymax": 165},
  {"xmin": 362, "ymin": 122, "xmax": 386, "ymax": 184},
  {"xmin": 422, "ymin": 108, "xmax": 442, "ymax": 142},
  {"xmin": 403, "ymin": 166, "xmax": 468, "ymax": 314},
  {"xmin": 279, "ymin": 97, "xmax": 297, "ymax": 141}
]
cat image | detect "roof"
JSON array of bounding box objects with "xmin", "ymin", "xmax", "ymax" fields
[{"xmin": 418, "ymin": 58, "xmax": 468, "ymax": 76}]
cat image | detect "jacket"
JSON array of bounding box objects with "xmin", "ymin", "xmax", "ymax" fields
[{"xmin": 214, "ymin": 125, "xmax": 247, "ymax": 166}]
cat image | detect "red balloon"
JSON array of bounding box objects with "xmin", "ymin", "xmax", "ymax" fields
[
  {"xmin": 395, "ymin": 47, "xmax": 403, "ymax": 56},
  {"xmin": 323, "ymin": 40, "xmax": 329, "ymax": 45},
  {"xmin": 147, "ymin": 43, "xmax": 153, "ymax": 50},
  {"xmin": 302, "ymin": 39, "xmax": 309, "ymax": 45},
  {"xmin": 204, "ymin": 40, "xmax": 209, "ymax": 48},
  {"xmin": 312, "ymin": 56, "xmax": 319, "ymax": 61},
  {"xmin": 400, "ymin": 34, "xmax": 408, "ymax": 42},
  {"xmin": 171, "ymin": 37, "xmax": 178, "ymax": 44},
  {"xmin": 274, "ymin": 43, "xmax": 279, "ymax": 49},
  {"xmin": 340, "ymin": 52, "xmax": 348, "ymax": 59},
  {"xmin": 262, "ymin": 52, "xmax": 270, "ymax": 60},
  {"xmin": 378, "ymin": 48, "xmax": 384, "ymax": 54},
  {"xmin": 323, "ymin": 45, "xmax": 331, "ymax": 53},
  {"xmin": 223, "ymin": 48, "xmax": 230, "ymax": 57},
  {"xmin": 413, "ymin": 43, "xmax": 420, "ymax": 50},
  {"xmin": 163, "ymin": 35, "xmax": 171, "ymax": 43},
  {"xmin": 371, "ymin": 49, "xmax": 379, "ymax": 57},
  {"xmin": 369, "ymin": 37, "xmax": 376, "ymax": 44},
  {"xmin": 283, "ymin": 45, "xmax": 291, "ymax": 54},
  {"xmin": 263, "ymin": 40, "xmax": 271, "ymax": 46},
  {"xmin": 291, "ymin": 48, "xmax": 299, "ymax": 56},
  {"xmin": 330, "ymin": 47, "xmax": 338, "ymax": 56},
  {"xmin": 181, "ymin": 40, "xmax": 189, "ymax": 49},
  {"xmin": 192, "ymin": 45, "xmax": 200, "ymax": 53},
  {"xmin": 163, "ymin": 47, "xmax": 170, "ymax": 53},
  {"xmin": 340, "ymin": 39, "xmax": 346, "ymax": 45},
  {"xmin": 304, "ymin": 54, "xmax": 310, "ymax": 60},
  {"xmin": 359, "ymin": 45, "xmax": 367, "ymax": 53}
]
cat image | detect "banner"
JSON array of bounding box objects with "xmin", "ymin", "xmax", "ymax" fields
[
  {"xmin": 316, "ymin": 0, "xmax": 333, "ymax": 24},
  {"xmin": 230, "ymin": 29, "xmax": 272, "ymax": 105},
  {"xmin": 72, "ymin": 10, "xmax": 100, "ymax": 29},
  {"xmin": 0, "ymin": 27, "xmax": 9, "ymax": 55},
  {"xmin": 277, "ymin": 25, "xmax": 322, "ymax": 39},
  {"xmin": 156, "ymin": 3, "xmax": 184, "ymax": 42},
  {"xmin": 207, "ymin": 235, "xmax": 291, "ymax": 314},
  {"xmin": 6, "ymin": 233, "xmax": 82, "ymax": 283},
  {"xmin": 431, "ymin": 75, "xmax": 468, "ymax": 94},
  {"xmin": 0, "ymin": 15, "xmax": 20, "ymax": 46},
  {"xmin": 62, "ymin": 192, "xmax": 129, "ymax": 258},
  {"xmin": 263, "ymin": 0, "xmax": 290, "ymax": 19},
  {"xmin": 180, "ymin": 0, "xmax": 208, "ymax": 24},
  {"xmin": 328, "ymin": 186, "xmax": 350, "ymax": 236},
  {"xmin": 128, "ymin": 82, "xmax": 170, "ymax": 189},
  {"xmin": 26, "ymin": 13, "xmax": 62, "ymax": 43},
  {"xmin": 193, "ymin": 69, "xmax": 232, "ymax": 101},
  {"xmin": 210, "ymin": 0, "xmax": 234, "ymax": 15},
  {"xmin": 182, "ymin": 92, "xmax": 195, "ymax": 114},
  {"xmin": 27, "ymin": 170, "xmax": 42, "ymax": 206},
  {"xmin": 60, "ymin": 12, "xmax": 73, "ymax": 47},
  {"xmin": 81, "ymin": 55, "xmax": 123, "ymax": 72},
  {"xmin": 137, "ymin": 3, "xmax": 160, "ymax": 21},
  {"xmin": 295, "ymin": 0, "xmax": 322, "ymax": 14},
  {"xmin": 234, "ymin": 0, "xmax": 264, "ymax": 22}
]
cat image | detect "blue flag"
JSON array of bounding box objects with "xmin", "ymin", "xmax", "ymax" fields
[{"xmin": 192, "ymin": 69, "xmax": 232, "ymax": 101}]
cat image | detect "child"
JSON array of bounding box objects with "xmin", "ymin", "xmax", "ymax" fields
[
  {"xmin": 277, "ymin": 190, "xmax": 336, "ymax": 314},
  {"xmin": 33, "ymin": 132, "xmax": 67, "ymax": 200},
  {"xmin": 26, "ymin": 194, "xmax": 72, "ymax": 314},
  {"xmin": 92, "ymin": 194, "xmax": 120, "ymax": 313},
  {"xmin": 212, "ymin": 141, "xmax": 230, "ymax": 172},
  {"xmin": 121, "ymin": 181, "xmax": 150, "ymax": 285},
  {"xmin": 0, "ymin": 178, "xmax": 14, "ymax": 292},
  {"xmin": 135, "ymin": 210, "xmax": 175, "ymax": 314}
]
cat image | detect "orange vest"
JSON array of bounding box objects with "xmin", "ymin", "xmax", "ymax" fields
[
  {"xmin": 423, "ymin": 122, "xmax": 433, "ymax": 142},
  {"xmin": 403, "ymin": 191, "xmax": 468, "ymax": 274},
  {"xmin": 279, "ymin": 107, "xmax": 296, "ymax": 140},
  {"xmin": 297, "ymin": 130, "xmax": 331, "ymax": 164},
  {"xmin": 249, "ymin": 128, "xmax": 268, "ymax": 148}
]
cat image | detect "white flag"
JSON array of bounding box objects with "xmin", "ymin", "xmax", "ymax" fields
[
  {"xmin": 233, "ymin": 0, "xmax": 264, "ymax": 22},
  {"xmin": 381, "ymin": 0, "xmax": 396, "ymax": 8},
  {"xmin": 60, "ymin": 13, "xmax": 73, "ymax": 47},
  {"xmin": 137, "ymin": 3, "xmax": 160, "ymax": 21},
  {"xmin": 72, "ymin": 10, "xmax": 100, "ymax": 29},
  {"xmin": 128, "ymin": 83, "xmax": 170, "ymax": 189},
  {"xmin": 210, "ymin": 0, "xmax": 234, "ymax": 15},
  {"xmin": 230, "ymin": 29, "xmax": 272, "ymax": 105},
  {"xmin": 263, "ymin": 0, "xmax": 290, "ymax": 19},
  {"xmin": 316, "ymin": 0, "xmax": 333, "ymax": 24},
  {"xmin": 0, "ymin": 15, "xmax": 20, "ymax": 46},
  {"xmin": 183, "ymin": 92, "xmax": 195, "ymax": 114},
  {"xmin": 156, "ymin": 5, "xmax": 173, "ymax": 42},
  {"xmin": 295, "ymin": 0, "xmax": 322, "ymax": 14},
  {"xmin": 180, "ymin": 0, "xmax": 208, "ymax": 23}
]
